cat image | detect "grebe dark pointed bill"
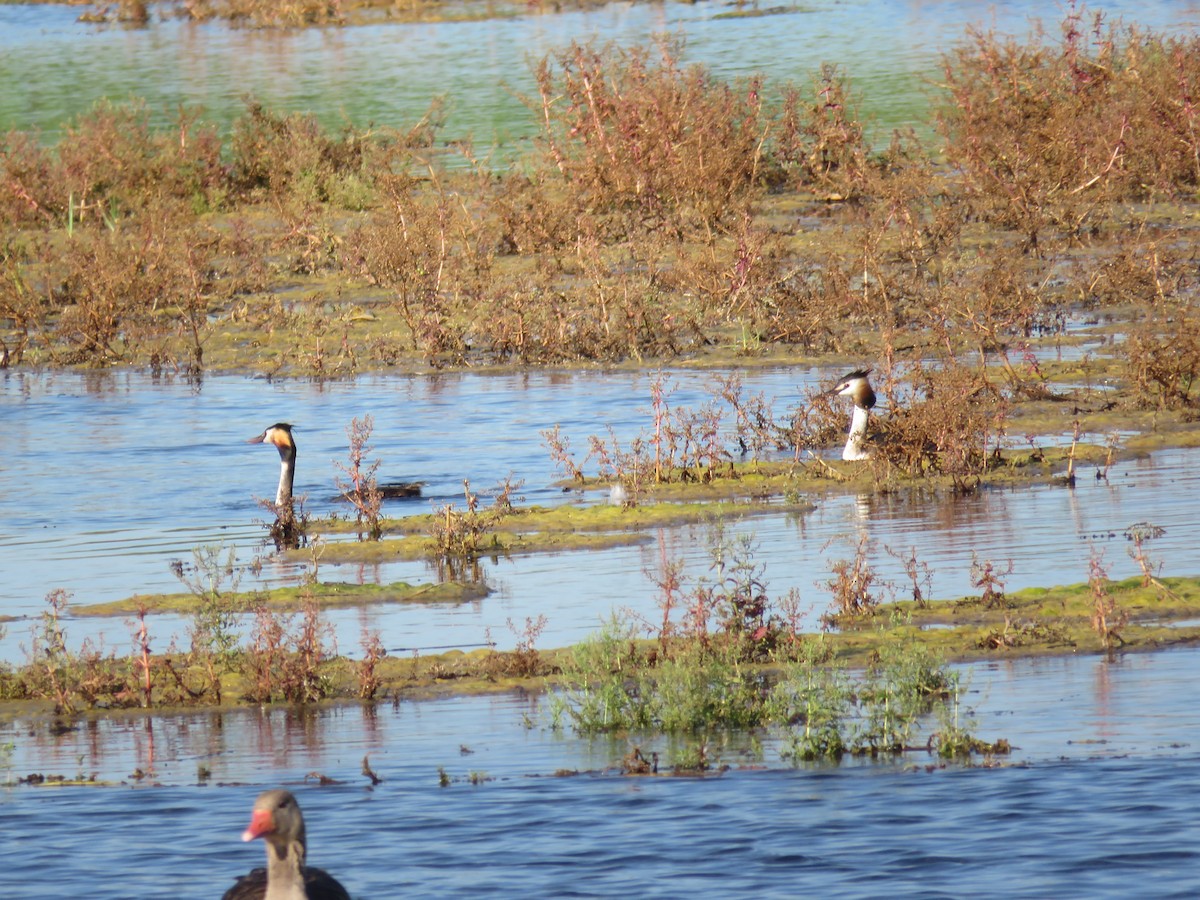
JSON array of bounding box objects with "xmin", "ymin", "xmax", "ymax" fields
[
  {"xmin": 826, "ymin": 369, "xmax": 876, "ymax": 461},
  {"xmin": 248, "ymin": 423, "xmax": 296, "ymax": 506}
]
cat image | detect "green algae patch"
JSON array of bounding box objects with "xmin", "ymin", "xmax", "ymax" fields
[
  {"xmin": 713, "ymin": 6, "xmax": 808, "ymax": 21},
  {"xmin": 299, "ymin": 529, "xmax": 655, "ymax": 564},
  {"xmin": 306, "ymin": 497, "xmax": 815, "ymax": 564},
  {"xmin": 907, "ymin": 576, "xmax": 1200, "ymax": 626},
  {"xmin": 495, "ymin": 498, "xmax": 815, "ymax": 532},
  {"xmin": 845, "ymin": 575, "xmax": 1200, "ymax": 663},
  {"xmin": 75, "ymin": 579, "xmax": 488, "ymax": 617}
]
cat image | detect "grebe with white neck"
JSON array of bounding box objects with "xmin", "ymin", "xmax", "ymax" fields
[
  {"xmin": 828, "ymin": 369, "xmax": 876, "ymax": 461},
  {"xmin": 248, "ymin": 423, "xmax": 297, "ymax": 506},
  {"xmin": 248, "ymin": 422, "xmax": 423, "ymax": 508}
]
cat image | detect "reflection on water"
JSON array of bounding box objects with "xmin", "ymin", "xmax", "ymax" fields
[
  {"xmin": 5, "ymin": 648, "xmax": 1200, "ymax": 898},
  {"xmin": 2, "ymin": 369, "xmax": 1199, "ymax": 663},
  {"xmin": 7, "ymin": 648, "xmax": 1200, "ymax": 784}
]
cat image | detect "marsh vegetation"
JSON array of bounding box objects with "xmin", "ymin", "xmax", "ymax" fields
[
  {"xmin": 1, "ymin": 10, "xmax": 1198, "ymax": 406},
  {"xmin": 5, "ymin": 6, "xmax": 1200, "ymax": 768}
]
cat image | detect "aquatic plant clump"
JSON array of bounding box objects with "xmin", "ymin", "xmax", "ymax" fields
[
  {"xmin": 771, "ymin": 639, "xmax": 964, "ymax": 761},
  {"xmin": 549, "ymin": 532, "xmax": 1002, "ymax": 766},
  {"xmin": 550, "ymin": 617, "xmax": 1000, "ymax": 765}
]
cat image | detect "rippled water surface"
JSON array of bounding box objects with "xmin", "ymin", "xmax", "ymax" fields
[
  {"xmin": 6, "ymin": 648, "xmax": 1200, "ymax": 898},
  {"xmin": 4, "ymin": 367, "xmax": 1200, "ymax": 896},
  {"xmin": 3, "ymin": 366, "xmax": 1198, "ymax": 659},
  {"xmin": 6, "ymin": 3, "xmax": 1200, "ymax": 896}
]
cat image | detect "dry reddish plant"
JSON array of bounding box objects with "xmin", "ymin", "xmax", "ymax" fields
[
  {"xmin": 772, "ymin": 62, "xmax": 870, "ymax": 199},
  {"xmin": 1088, "ymin": 550, "xmax": 1127, "ymax": 648},
  {"xmin": 822, "ymin": 536, "xmax": 882, "ymax": 626},
  {"xmin": 4, "ymin": 13, "xmax": 1200, "ymax": 383},
  {"xmin": 875, "ymin": 362, "xmax": 1009, "ymax": 488},
  {"xmin": 529, "ymin": 37, "xmax": 770, "ymax": 234},
  {"xmin": 937, "ymin": 6, "xmax": 1200, "ymax": 248},
  {"xmin": 245, "ymin": 599, "xmax": 334, "ymax": 703},
  {"xmin": 971, "ymin": 554, "xmax": 1014, "ymax": 610},
  {"xmin": 334, "ymin": 415, "xmax": 384, "ymax": 541},
  {"xmin": 358, "ymin": 624, "xmax": 386, "ymax": 701}
]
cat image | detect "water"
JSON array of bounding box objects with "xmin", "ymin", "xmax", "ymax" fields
[
  {"xmin": 3, "ymin": 1, "xmax": 1199, "ymax": 148},
  {"xmin": 2, "ymin": 367, "xmax": 1197, "ymax": 661},
  {"xmin": 5, "ymin": 648, "xmax": 1200, "ymax": 898},
  {"xmin": 7, "ymin": 760, "xmax": 1198, "ymax": 897},
  {"xmin": 6, "ymin": 4, "xmax": 1200, "ymax": 896},
  {"xmin": 4, "ymin": 368, "xmax": 1200, "ymax": 897}
]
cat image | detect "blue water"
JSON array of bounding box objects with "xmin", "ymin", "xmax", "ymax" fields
[
  {"xmin": 5, "ymin": 5, "xmax": 1200, "ymax": 896},
  {"xmin": 5, "ymin": 647, "xmax": 1200, "ymax": 898},
  {"xmin": 2, "ymin": 367, "xmax": 1199, "ymax": 664},
  {"xmin": 5, "ymin": 760, "xmax": 1196, "ymax": 898}
]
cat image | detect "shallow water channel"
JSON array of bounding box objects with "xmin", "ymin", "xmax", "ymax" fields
[
  {"xmin": 3, "ymin": 366, "xmax": 1198, "ymax": 658},
  {"xmin": 3, "ymin": 0, "xmax": 1200, "ymax": 148}
]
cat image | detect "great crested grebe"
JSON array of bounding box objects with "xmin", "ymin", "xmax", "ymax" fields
[
  {"xmin": 248, "ymin": 423, "xmax": 296, "ymax": 506},
  {"xmin": 828, "ymin": 369, "xmax": 876, "ymax": 461},
  {"xmin": 249, "ymin": 423, "xmax": 423, "ymax": 507},
  {"xmin": 222, "ymin": 789, "xmax": 351, "ymax": 900}
]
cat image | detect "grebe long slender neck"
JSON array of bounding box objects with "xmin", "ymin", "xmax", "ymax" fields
[
  {"xmin": 844, "ymin": 404, "xmax": 871, "ymax": 461},
  {"xmin": 828, "ymin": 369, "xmax": 876, "ymax": 461},
  {"xmin": 248, "ymin": 424, "xmax": 296, "ymax": 506},
  {"xmin": 223, "ymin": 789, "xmax": 351, "ymax": 900}
]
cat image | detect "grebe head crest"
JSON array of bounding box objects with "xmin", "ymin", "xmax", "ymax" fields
[{"xmin": 829, "ymin": 369, "xmax": 876, "ymax": 410}]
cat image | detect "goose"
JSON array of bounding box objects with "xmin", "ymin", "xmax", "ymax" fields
[
  {"xmin": 248, "ymin": 424, "xmax": 297, "ymax": 507},
  {"xmin": 222, "ymin": 789, "xmax": 351, "ymax": 900},
  {"xmin": 828, "ymin": 369, "xmax": 876, "ymax": 461}
]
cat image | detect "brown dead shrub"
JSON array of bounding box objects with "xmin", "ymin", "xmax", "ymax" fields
[
  {"xmin": 231, "ymin": 101, "xmax": 371, "ymax": 206},
  {"xmin": 1, "ymin": 102, "xmax": 229, "ymax": 228},
  {"xmin": 1126, "ymin": 305, "xmax": 1200, "ymax": 409},
  {"xmin": 529, "ymin": 38, "xmax": 770, "ymax": 235},
  {"xmin": 341, "ymin": 175, "xmax": 487, "ymax": 362},
  {"xmin": 771, "ymin": 62, "xmax": 871, "ymax": 199},
  {"xmin": 488, "ymin": 168, "xmax": 590, "ymax": 257},
  {"xmin": 0, "ymin": 130, "xmax": 58, "ymax": 228},
  {"xmin": 937, "ymin": 8, "xmax": 1200, "ymax": 248},
  {"xmin": 49, "ymin": 213, "xmax": 224, "ymax": 367},
  {"xmin": 0, "ymin": 237, "xmax": 55, "ymax": 364},
  {"xmin": 876, "ymin": 362, "xmax": 1009, "ymax": 487}
]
